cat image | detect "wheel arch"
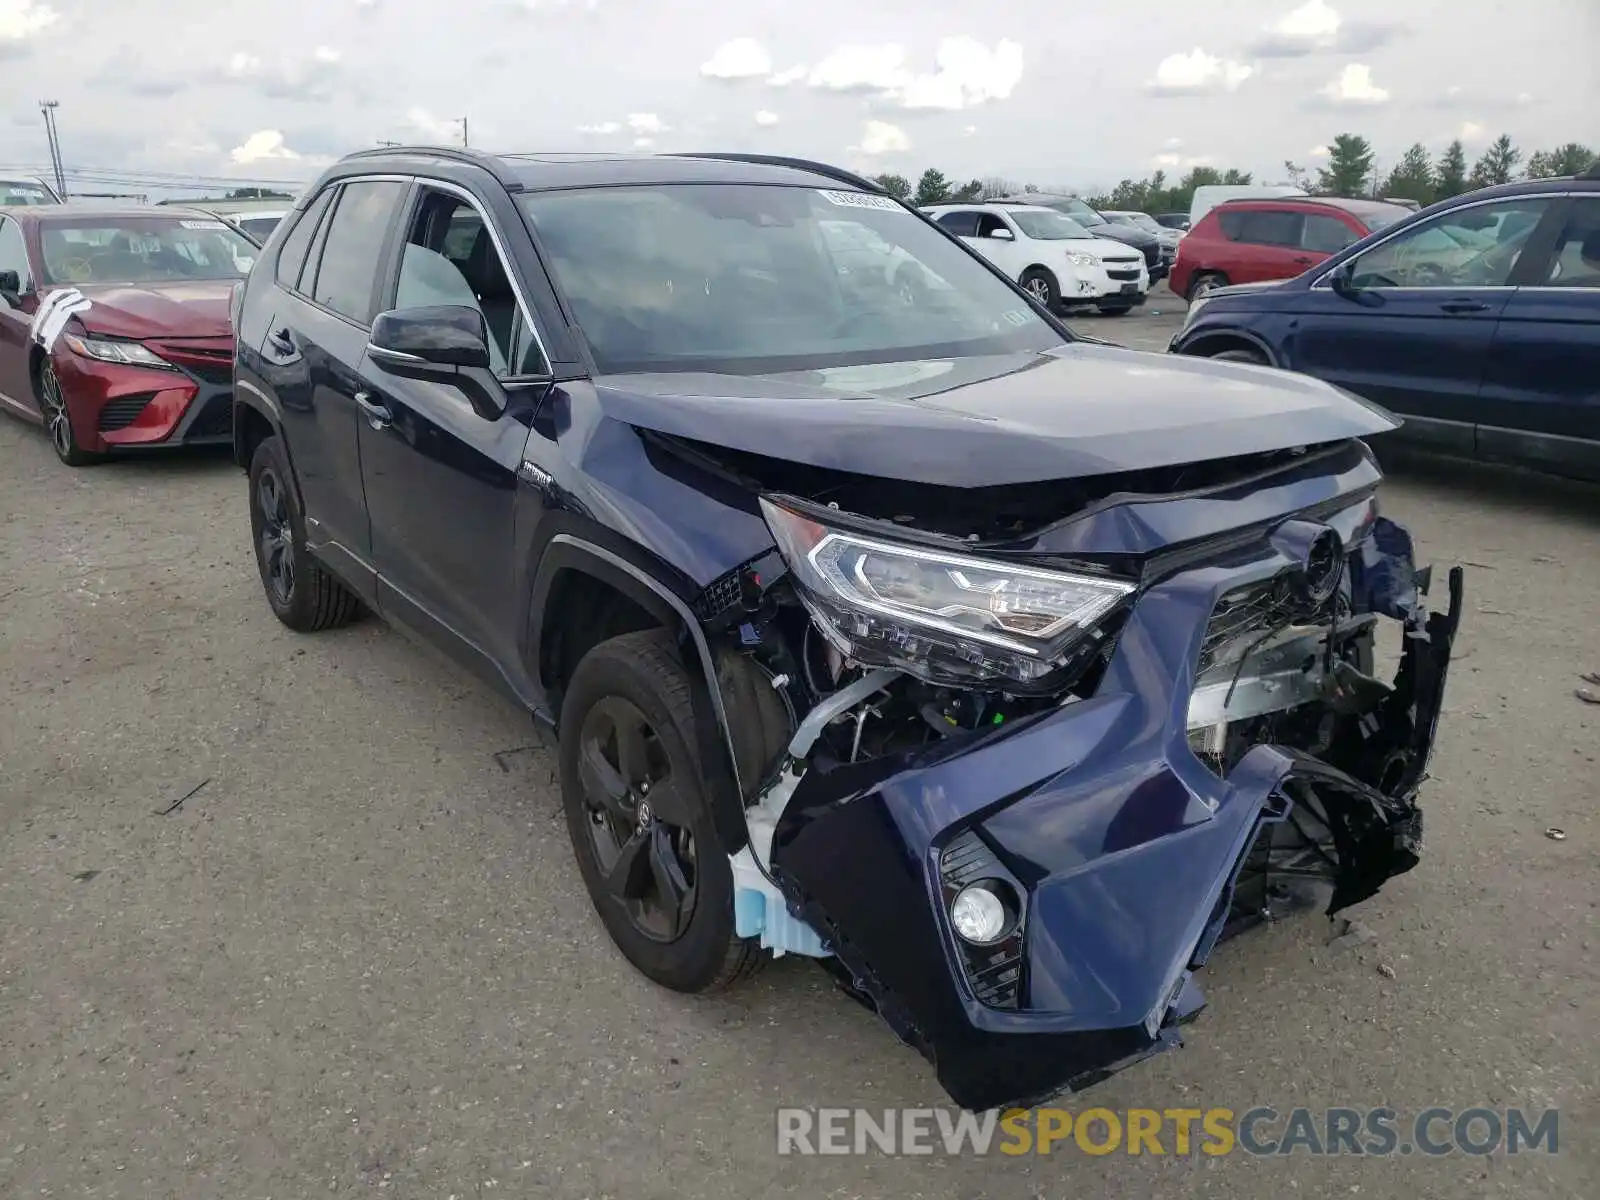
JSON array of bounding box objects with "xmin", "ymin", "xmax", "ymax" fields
[
  {"xmin": 1173, "ymin": 327, "xmax": 1280, "ymax": 367},
  {"xmin": 527, "ymin": 532, "xmax": 766, "ymax": 855},
  {"xmin": 232, "ymin": 385, "xmax": 282, "ymax": 470}
]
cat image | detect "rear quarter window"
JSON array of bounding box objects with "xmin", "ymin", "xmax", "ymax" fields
[{"xmin": 275, "ymin": 188, "xmax": 334, "ymax": 290}]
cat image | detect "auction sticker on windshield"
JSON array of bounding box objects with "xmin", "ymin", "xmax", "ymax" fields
[
  {"xmin": 179, "ymin": 219, "xmax": 228, "ymax": 230},
  {"xmin": 817, "ymin": 190, "xmax": 905, "ymax": 213}
]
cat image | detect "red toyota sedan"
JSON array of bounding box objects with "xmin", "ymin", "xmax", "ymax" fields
[{"xmin": 0, "ymin": 206, "xmax": 257, "ymax": 465}]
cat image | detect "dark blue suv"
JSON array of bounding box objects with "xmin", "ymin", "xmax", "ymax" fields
[
  {"xmin": 230, "ymin": 147, "xmax": 1462, "ymax": 1111},
  {"xmin": 1170, "ymin": 168, "xmax": 1600, "ymax": 481}
]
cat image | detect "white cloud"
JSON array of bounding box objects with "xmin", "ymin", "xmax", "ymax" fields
[
  {"xmin": 701, "ymin": 37, "xmax": 771, "ymax": 80},
  {"xmin": 804, "ymin": 38, "xmax": 1022, "ymax": 111},
  {"xmin": 633, "ymin": 136, "xmax": 654, "ymax": 148},
  {"xmin": 312, "ymin": 45, "xmax": 341, "ymax": 64},
  {"xmin": 0, "ymin": 0, "xmax": 57, "ymax": 42},
  {"xmin": 1163, "ymin": 136, "xmax": 1184, "ymax": 150},
  {"xmin": 225, "ymin": 50, "xmax": 262, "ymax": 78},
  {"xmin": 1309, "ymin": 144, "xmax": 1331, "ymax": 157},
  {"xmin": 850, "ymin": 119, "xmax": 910, "ymax": 156},
  {"xmin": 577, "ymin": 120, "xmax": 621, "ymax": 135},
  {"xmin": 627, "ymin": 112, "xmax": 666, "ymax": 134},
  {"xmin": 1320, "ymin": 63, "xmax": 1389, "ymax": 105},
  {"xmin": 896, "ymin": 37, "xmax": 1023, "ymax": 110},
  {"xmin": 1147, "ymin": 48, "xmax": 1253, "ymax": 95},
  {"xmin": 754, "ymin": 109, "xmax": 779, "ymax": 127},
  {"xmin": 767, "ymin": 64, "xmax": 807, "ymax": 86},
  {"xmin": 1516, "ymin": 91, "xmax": 1533, "ymax": 104},
  {"xmin": 406, "ymin": 108, "xmax": 464, "ymax": 141},
  {"xmin": 1458, "ymin": 120, "xmax": 1486, "ymax": 142},
  {"xmin": 1271, "ymin": 0, "xmax": 1340, "ymax": 47},
  {"xmin": 230, "ymin": 129, "xmax": 301, "ymax": 164},
  {"xmin": 808, "ymin": 43, "xmax": 906, "ymax": 92},
  {"xmin": 962, "ymin": 124, "xmax": 977, "ymax": 137},
  {"xmin": 1153, "ymin": 151, "xmax": 1212, "ymax": 170}
]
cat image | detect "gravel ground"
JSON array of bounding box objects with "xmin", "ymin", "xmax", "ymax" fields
[{"xmin": 2, "ymin": 305, "xmax": 1595, "ymax": 1199}]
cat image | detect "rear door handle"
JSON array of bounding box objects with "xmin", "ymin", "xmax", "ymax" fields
[
  {"xmin": 1292, "ymin": 255, "xmax": 1314, "ymax": 265},
  {"xmin": 1440, "ymin": 300, "xmax": 1490, "ymax": 314},
  {"xmin": 353, "ymin": 390, "xmax": 392, "ymax": 430}
]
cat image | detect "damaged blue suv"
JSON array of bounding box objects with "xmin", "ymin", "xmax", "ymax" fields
[{"xmin": 231, "ymin": 147, "xmax": 1463, "ymax": 1112}]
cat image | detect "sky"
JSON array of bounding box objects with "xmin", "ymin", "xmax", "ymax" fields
[{"xmin": 0, "ymin": 0, "xmax": 1595, "ymax": 197}]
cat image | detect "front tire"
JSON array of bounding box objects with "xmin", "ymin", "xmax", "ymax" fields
[
  {"xmin": 1019, "ymin": 267, "xmax": 1060, "ymax": 310},
  {"xmin": 37, "ymin": 361, "xmax": 102, "ymax": 467},
  {"xmin": 1095, "ymin": 304, "xmax": 1134, "ymax": 316},
  {"xmin": 247, "ymin": 435, "xmax": 361, "ymax": 632},
  {"xmin": 559, "ymin": 629, "xmax": 764, "ymax": 994}
]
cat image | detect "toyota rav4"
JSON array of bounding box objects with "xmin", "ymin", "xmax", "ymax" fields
[{"xmin": 231, "ymin": 147, "xmax": 1463, "ymax": 1112}]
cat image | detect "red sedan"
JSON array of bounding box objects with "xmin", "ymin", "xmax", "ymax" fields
[{"xmin": 0, "ymin": 206, "xmax": 257, "ymax": 465}]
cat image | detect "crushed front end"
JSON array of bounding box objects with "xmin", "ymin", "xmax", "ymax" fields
[{"xmin": 700, "ymin": 438, "xmax": 1462, "ymax": 1112}]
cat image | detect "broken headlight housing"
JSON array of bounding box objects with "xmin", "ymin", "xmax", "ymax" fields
[{"xmin": 762, "ymin": 498, "xmax": 1135, "ymax": 690}]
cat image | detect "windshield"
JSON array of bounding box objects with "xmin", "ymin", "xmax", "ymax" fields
[
  {"xmin": 1127, "ymin": 214, "xmax": 1165, "ymax": 234},
  {"xmin": 39, "ymin": 217, "xmax": 257, "ymax": 285},
  {"xmin": 1007, "ymin": 210, "xmax": 1093, "ymax": 240},
  {"xmin": 519, "ymin": 184, "xmax": 1065, "ymax": 374},
  {"xmin": 1, "ymin": 180, "xmax": 56, "ymax": 205}
]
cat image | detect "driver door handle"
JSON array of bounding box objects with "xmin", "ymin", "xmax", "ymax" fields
[
  {"xmin": 353, "ymin": 390, "xmax": 392, "ymax": 430},
  {"xmin": 267, "ymin": 328, "xmax": 295, "ymax": 354},
  {"xmin": 1439, "ymin": 300, "xmax": 1490, "ymax": 314}
]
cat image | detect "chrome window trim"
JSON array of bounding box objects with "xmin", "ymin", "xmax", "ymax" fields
[{"xmin": 1309, "ymin": 190, "xmax": 1573, "ymax": 291}]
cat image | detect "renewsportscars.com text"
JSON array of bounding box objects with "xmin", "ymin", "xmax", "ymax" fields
[{"xmin": 775, "ymin": 1106, "xmax": 1560, "ymax": 1157}]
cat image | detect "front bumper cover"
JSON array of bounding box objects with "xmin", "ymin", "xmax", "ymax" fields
[{"xmin": 768, "ymin": 522, "xmax": 1463, "ymax": 1112}]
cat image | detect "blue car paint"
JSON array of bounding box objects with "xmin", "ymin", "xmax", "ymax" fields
[
  {"xmin": 232, "ymin": 148, "xmax": 1468, "ymax": 1114},
  {"xmin": 1170, "ymin": 180, "xmax": 1600, "ymax": 480},
  {"xmin": 769, "ymin": 468, "xmax": 1462, "ymax": 1110}
]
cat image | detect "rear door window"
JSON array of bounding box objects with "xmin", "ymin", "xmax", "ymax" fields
[
  {"xmin": 936, "ymin": 211, "xmax": 979, "ymax": 237},
  {"xmin": 1233, "ymin": 209, "xmax": 1305, "ymax": 247},
  {"xmin": 1301, "ymin": 213, "xmax": 1359, "ymax": 254},
  {"xmin": 1540, "ymin": 197, "xmax": 1600, "ymax": 288},
  {"xmin": 308, "ymin": 181, "xmax": 407, "ymax": 324}
]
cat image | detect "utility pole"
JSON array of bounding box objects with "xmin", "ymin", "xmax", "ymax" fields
[
  {"xmin": 376, "ymin": 139, "xmax": 401, "ymax": 148},
  {"xmin": 39, "ymin": 100, "xmax": 66, "ymax": 199},
  {"xmin": 455, "ymin": 117, "xmax": 469, "ymax": 148}
]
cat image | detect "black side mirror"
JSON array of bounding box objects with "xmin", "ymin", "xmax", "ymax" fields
[
  {"xmin": 0, "ymin": 268, "xmax": 21, "ymax": 306},
  {"xmin": 1329, "ymin": 260, "xmax": 1356, "ymax": 296},
  {"xmin": 368, "ymin": 304, "xmax": 503, "ymax": 420}
]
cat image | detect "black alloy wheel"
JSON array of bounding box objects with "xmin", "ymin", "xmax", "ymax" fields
[
  {"xmin": 255, "ymin": 466, "xmax": 296, "ymax": 609},
  {"xmin": 576, "ymin": 695, "xmax": 699, "ymax": 942}
]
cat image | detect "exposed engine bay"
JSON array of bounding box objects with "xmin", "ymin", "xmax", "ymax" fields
[{"xmin": 683, "ymin": 435, "xmax": 1463, "ymax": 1111}]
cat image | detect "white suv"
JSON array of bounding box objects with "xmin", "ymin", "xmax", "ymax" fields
[{"xmin": 922, "ymin": 202, "xmax": 1149, "ymax": 315}]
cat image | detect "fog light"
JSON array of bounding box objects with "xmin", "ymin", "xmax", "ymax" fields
[{"xmin": 951, "ymin": 882, "xmax": 1009, "ymax": 944}]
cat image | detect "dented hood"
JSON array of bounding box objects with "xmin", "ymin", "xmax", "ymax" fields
[
  {"xmin": 593, "ymin": 343, "xmax": 1399, "ymax": 487},
  {"xmin": 51, "ymin": 280, "xmax": 235, "ymax": 341}
]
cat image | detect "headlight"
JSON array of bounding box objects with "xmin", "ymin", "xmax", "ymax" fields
[
  {"xmin": 1065, "ymin": 252, "xmax": 1096, "ymax": 268},
  {"xmin": 61, "ymin": 334, "xmax": 174, "ymax": 370},
  {"xmin": 761, "ymin": 498, "xmax": 1135, "ymax": 689}
]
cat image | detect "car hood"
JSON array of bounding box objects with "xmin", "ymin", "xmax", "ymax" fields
[
  {"xmin": 1087, "ymin": 222, "xmax": 1158, "ymax": 249},
  {"xmin": 1082, "ymin": 237, "xmax": 1144, "ymax": 260},
  {"xmin": 42, "ymin": 280, "xmax": 235, "ymax": 340},
  {"xmin": 594, "ymin": 344, "xmax": 1399, "ymax": 487}
]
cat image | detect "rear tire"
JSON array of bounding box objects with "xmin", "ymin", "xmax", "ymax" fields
[
  {"xmin": 559, "ymin": 629, "xmax": 765, "ymax": 993},
  {"xmin": 1019, "ymin": 267, "xmax": 1060, "ymax": 310},
  {"xmin": 247, "ymin": 435, "xmax": 361, "ymax": 633},
  {"xmin": 1188, "ymin": 272, "xmax": 1228, "ymax": 301}
]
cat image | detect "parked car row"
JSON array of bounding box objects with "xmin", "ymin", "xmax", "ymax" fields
[{"xmin": 1171, "ymin": 166, "xmax": 1600, "ymax": 480}]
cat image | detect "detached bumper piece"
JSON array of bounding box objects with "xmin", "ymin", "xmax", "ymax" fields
[{"xmin": 768, "ymin": 520, "xmax": 1463, "ymax": 1112}]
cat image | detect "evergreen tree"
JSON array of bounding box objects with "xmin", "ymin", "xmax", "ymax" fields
[
  {"xmin": 1381, "ymin": 143, "xmax": 1435, "ymax": 205},
  {"xmin": 1315, "ymin": 134, "xmax": 1376, "ymax": 196},
  {"xmin": 1434, "ymin": 140, "xmax": 1468, "ymax": 199}
]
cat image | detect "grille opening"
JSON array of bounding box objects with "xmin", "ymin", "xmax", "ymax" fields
[{"xmin": 98, "ymin": 393, "xmax": 156, "ymax": 432}]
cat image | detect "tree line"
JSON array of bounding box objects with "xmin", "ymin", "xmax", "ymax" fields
[{"xmin": 874, "ymin": 134, "xmax": 1597, "ymax": 217}]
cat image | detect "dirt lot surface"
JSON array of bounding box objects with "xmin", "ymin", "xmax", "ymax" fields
[{"xmin": 2, "ymin": 306, "xmax": 1595, "ymax": 1198}]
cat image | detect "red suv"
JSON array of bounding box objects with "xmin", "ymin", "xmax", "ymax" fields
[{"xmin": 1170, "ymin": 196, "xmax": 1412, "ymax": 301}]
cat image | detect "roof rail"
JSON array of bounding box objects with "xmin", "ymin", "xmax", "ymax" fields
[
  {"xmin": 338, "ymin": 144, "xmax": 521, "ymax": 188},
  {"xmin": 666, "ymin": 152, "xmax": 887, "ymax": 194}
]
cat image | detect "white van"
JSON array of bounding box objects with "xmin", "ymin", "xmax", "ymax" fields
[{"xmin": 1189, "ymin": 185, "xmax": 1307, "ymax": 229}]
